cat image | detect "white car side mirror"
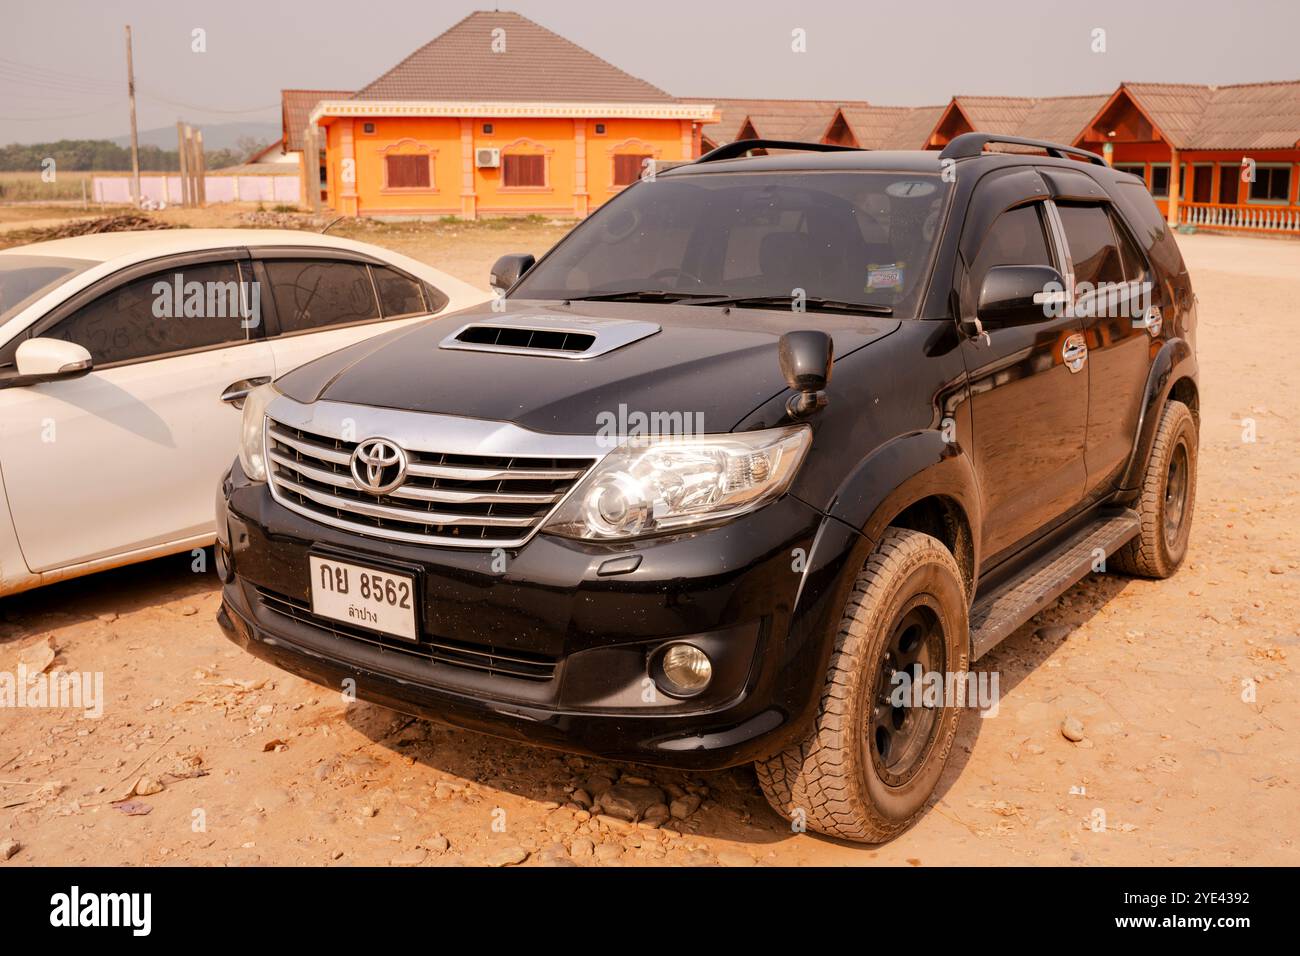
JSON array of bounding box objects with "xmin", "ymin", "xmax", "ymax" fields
[{"xmin": 12, "ymin": 337, "xmax": 93, "ymax": 385}]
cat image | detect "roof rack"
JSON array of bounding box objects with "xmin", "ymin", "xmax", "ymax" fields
[
  {"xmin": 939, "ymin": 132, "xmax": 1108, "ymax": 167},
  {"xmin": 695, "ymin": 139, "xmax": 861, "ymax": 164}
]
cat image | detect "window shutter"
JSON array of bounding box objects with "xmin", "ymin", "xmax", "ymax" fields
[
  {"xmin": 385, "ymin": 155, "xmax": 430, "ymax": 189},
  {"xmin": 613, "ymin": 154, "xmax": 651, "ymax": 186},
  {"xmin": 503, "ymin": 154, "xmax": 545, "ymax": 187}
]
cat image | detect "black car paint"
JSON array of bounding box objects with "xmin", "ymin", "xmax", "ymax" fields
[{"xmin": 219, "ymin": 147, "xmax": 1198, "ymax": 769}]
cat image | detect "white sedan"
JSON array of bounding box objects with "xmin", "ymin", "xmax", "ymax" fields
[{"xmin": 0, "ymin": 228, "xmax": 489, "ymax": 596}]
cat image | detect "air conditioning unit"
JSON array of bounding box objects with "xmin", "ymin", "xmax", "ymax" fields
[{"xmin": 476, "ymin": 147, "xmax": 501, "ymax": 169}]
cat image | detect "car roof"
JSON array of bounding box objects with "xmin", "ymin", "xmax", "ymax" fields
[
  {"xmin": 0, "ymin": 228, "xmax": 398, "ymax": 266},
  {"xmin": 663, "ymin": 149, "xmax": 947, "ymax": 177}
]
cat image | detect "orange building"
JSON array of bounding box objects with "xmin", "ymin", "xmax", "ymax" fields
[
  {"xmin": 301, "ymin": 11, "xmax": 712, "ymax": 220},
  {"xmin": 280, "ymin": 11, "xmax": 1300, "ymax": 236}
]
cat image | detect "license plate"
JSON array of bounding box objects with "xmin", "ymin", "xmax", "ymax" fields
[{"xmin": 309, "ymin": 555, "xmax": 417, "ymax": 642}]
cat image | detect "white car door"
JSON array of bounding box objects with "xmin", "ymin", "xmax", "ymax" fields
[
  {"xmin": 253, "ymin": 253, "xmax": 446, "ymax": 377},
  {"xmin": 0, "ymin": 253, "xmax": 274, "ymax": 572}
]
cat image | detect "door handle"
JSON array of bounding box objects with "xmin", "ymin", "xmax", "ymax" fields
[
  {"xmin": 1061, "ymin": 334, "xmax": 1088, "ymax": 373},
  {"xmin": 221, "ymin": 376, "xmax": 271, "ymax": 409}
]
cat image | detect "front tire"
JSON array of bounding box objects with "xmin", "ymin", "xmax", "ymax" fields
[
  {"xmin": 755, "ymin": 528, "xmax": 968, "ymax": 843},
  {"xmin": 1111, "ymin": 399, "xmax": 1197, "ymax": 579}
]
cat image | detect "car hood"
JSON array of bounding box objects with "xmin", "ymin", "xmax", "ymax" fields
[{"xmin": 275, "ymin": 300, "xmax": 900, "ymax": 435}]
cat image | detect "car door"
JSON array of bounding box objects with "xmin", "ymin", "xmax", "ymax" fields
[
  {"xmin": 0, "ymin": 251, "xmax": 273, "ymax": 572},
  {"xmin": 959, "ymin": 195, "xmax": 1089, "ymax": 563},
  {"xmin": 252, "ymin": 252, "xmax": 443, "ymax": 378},
  {"xmin": 1054, "ymin": 202, "xmax": 1160, "ymax": 499}
]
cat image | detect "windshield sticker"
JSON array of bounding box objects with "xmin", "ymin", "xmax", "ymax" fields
[
  {"xmin": 885, "ymin": 180, "xmax": 938, "ymax": 199},
  {"xmin": 866, "ymin": 263, "xmax": 905, "ymax": 291}
]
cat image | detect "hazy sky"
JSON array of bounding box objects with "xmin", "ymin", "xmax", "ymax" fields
[{"xmin": 3, "ymin": 0, "xmax": 1298, "ymax": 144}]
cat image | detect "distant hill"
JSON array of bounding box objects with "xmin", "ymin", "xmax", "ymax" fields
[{"xmin": 109, "ymin": 121, "xmax": 281, "ymax": 152}]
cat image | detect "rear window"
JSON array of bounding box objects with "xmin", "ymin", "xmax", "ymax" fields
[
  {"xmin": 0, "ymin": 255, "xmax": 95, "ymax": 326},
  {"xmin": 264, "ymin": 260, "xmax": 380, "ymax": 334}
]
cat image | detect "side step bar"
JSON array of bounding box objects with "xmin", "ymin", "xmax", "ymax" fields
[{"xmin": 969, "ymin": 509, "xmax": 1141, "ymax": 660}]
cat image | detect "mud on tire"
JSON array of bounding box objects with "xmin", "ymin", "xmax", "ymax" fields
[{"xmin": 755, "ymin": 527, "xmax": 968, "ymax": 843}]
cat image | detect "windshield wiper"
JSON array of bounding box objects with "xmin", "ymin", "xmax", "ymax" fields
[
  {"xmin": 564, "ymin": 290, "xmax": 727, "ymax": 304},
  {"xmin": 682, "ymin": 294, "xmax": 894, "ymax": 316}
]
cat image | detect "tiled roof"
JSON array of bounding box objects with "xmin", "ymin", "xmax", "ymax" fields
[
  {"xmin": 282, "ymin": 89, "xmax": 353, "ymax": 152},
  {"xmin": 1018, "ymin": 95, "xmax": 1110, "ymax": 145},
  {"xmin": 353, "ymin": 10, "xmax": 672, "ymax": 103},
  {"xmin": 686, "ymin": 98, "xmax": 870, "ymax": 146},
  {"xmin": 930, "ymin": 94, "xmax": 1108, "ymax": 152},
  {"xmin": 1123, "ymin": 80, "xmax": 1300, "ymax": 150},
  {"xmin": 839, "ymin": 104, "xmax": 946, "ymax": 150}
]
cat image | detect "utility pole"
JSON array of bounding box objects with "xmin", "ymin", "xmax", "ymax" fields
[
  {"xmin": 124, "ymin": 25, "xmax": 141, "ymax": 208},
  {"xmin": 177, "ymin": 121, "xmax": 190, "ymax": 206}
]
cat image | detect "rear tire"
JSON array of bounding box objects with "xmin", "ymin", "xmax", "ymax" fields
[
  {"xmin": 755, "ymin": 528, "xmax": 968, "ymax": 843},
  {"xmin": 1111, "ymin": 399, "xmax": 1197, "ymax": 579}
]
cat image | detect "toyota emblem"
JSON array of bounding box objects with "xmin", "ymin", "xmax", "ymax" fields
[{"xmin": 350, "ymin": 438, "xmax": 408, "ymax": 495}]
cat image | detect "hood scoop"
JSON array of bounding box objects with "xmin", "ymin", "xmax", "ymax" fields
[{"xmin": 440, "ymin": 314, "xmax": 660, "ymax": 360}]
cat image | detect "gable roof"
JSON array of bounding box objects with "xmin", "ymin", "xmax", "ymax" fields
[
  {"xmin": 352, "ymin": 10, "xmax": 672, "ymax": 103},
  {"xmin": 837, "ymin": 104, "xmax": 946, "ymax": 150},
  {"xmin": 685, "ymin": 98, "xmax": 873, "ymax": 147},
  {"xmin": 282, "ymin": 89, "xmax": 353, "ymax": 152},
  {"xmin": 924, "ymin": 94, "xmax": 1107, "ymax": 152},
  {"xmin": 1120, "ymin": 80, "xmax": 1300, "ymax": 150}
]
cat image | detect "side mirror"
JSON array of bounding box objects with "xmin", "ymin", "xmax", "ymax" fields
[
  {"xmin": 778, "ymin": 330, "xmax": 833, "ymax": 418},
  {"xmin": 489, "ymin": 253, "xmax": 536, "ymax": 295},
  {"xmin": 976, "ymin": 264, "xmax": 1065, "ymax": 327},
  {"xmin": 7, "ymin": 337, "xmax": 93, "ymax": 387}
]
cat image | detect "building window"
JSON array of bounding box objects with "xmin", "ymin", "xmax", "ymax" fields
[
  {"xmin": 362, "ymin": 122, "xmax": 376, "ymax": 134},
  {"xmin": 384, "ymin": 154, "xmax": 432, "ymax": 190},
  {"xmin": 613, "ymin": 154, "xmax": 651, "ymax": 186},
  {"xmin": 503, "ymin": 153, "xmax": 546, "ymax": 188},
  {"xmin": 1149, "ymin": 164, "xmax": 1170, "ymax": 198},
  {"xmin": 1149, "ymin": 164, "xmax": 1187, "ymax": 200},
  {"xmin": 1248, "ymin": 165, "xmax": 1292, "ymax": 204},
  {"xmin": 1114, "ymin": 163, "xmax": 1145, "ymax": 183},
  {"xmin": 482, "ymin": 123, "xmax": 493, "ymax": 134},
  {"xmin": 594, "ymin": 123, "xmax": 606, "ymax": 135}
]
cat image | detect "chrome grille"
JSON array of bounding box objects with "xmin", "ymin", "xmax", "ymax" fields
[
  {"xmin": 255, "ymin": 587, "xmax": 557, "ymax": 682},
  {"xmin": 265, "ymin": 417, "xmax": 594, "ymax": 548}
]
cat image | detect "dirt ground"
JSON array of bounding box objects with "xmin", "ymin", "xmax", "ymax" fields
[{"xmin": 0, "ymin": 211, "xmax": 1296, "ymax": 866}]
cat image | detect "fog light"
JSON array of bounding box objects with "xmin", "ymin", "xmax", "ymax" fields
[
  {"xmin": 214, "ymin": 541, "xmax": 234, "ymax": 583},
  {"xmin": 659, "ymin": 643, "xmax": 712, "ymax": 695}
]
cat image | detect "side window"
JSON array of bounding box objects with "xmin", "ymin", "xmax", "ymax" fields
[
  {"xmin": 968, "ymin": 202, "xmax": 1054, "ymax": 299},
  {"xmin": 1055, "ymin": 204, "xmax": 1124, "ymax": 295},
  {"xmin": 48, "ymin": 261, "xmax": 248, "ymax": 366},
  {"xmin": 423, "ymin": 281, "xmax": 449, "ymax": 314},
  {"xmin": 1112, "ymin": 182, "xmax": 1185, "ymax": 277},
  {"xmin": 1110, "ymin": 212, "xmax": 1150, "ymax": 286},
  {"xmin": 264, "ymin": 259, "xmax": 379, "ymax": 334},
  {"xmin": 371, "ymin": 265, "xmax": 427, "ymax": 317}
]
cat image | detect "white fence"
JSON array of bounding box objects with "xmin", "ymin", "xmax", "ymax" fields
[{"xmin": 92, "ymin": 174, "xmax": 299, "ymax": 206}]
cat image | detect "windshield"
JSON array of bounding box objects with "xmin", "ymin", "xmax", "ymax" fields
[
  {"xmin": 0, "ymin": 255, "xmax": 96, "ymax": 326},
  {"xmin": 512, "ymin": 170, "xmax": 949, "ymax": 315}
]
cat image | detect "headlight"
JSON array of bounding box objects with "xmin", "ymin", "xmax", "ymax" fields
[
  {"xmin": 544, "ymin": 425, "xmax": 811, "ymax": 541},
  {"xmin": 238, "ymin": 382, "xmax": 279, "ymax": 482}
]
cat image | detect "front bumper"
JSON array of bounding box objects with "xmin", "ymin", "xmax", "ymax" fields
[{"xmin": 217, "ymin": 464, "xmax": 869, "ymax": 769}]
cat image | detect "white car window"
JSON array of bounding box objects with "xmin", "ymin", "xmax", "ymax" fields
[{"xmin": 47, "ymin": 260, "xmax": 250, "ymax": 366}]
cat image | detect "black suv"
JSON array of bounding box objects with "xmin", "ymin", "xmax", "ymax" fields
[{"xmin": 216, "ymin": 133, "xmax": 1198, "ymax": 843}]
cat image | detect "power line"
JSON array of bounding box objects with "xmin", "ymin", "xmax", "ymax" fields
[{"xmin": 137, "ymin": 88, "xmax": 280, "ymax": 115}]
